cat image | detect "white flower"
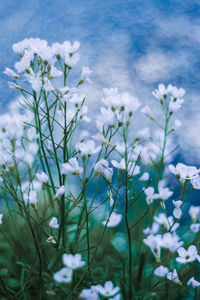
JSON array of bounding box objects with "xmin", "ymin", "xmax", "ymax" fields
[
  {"xmin": 160, "ymin": 232, "xmax": 183, "ymax": 252},
  {"xmin": 97, "ymin": 107, "xmax": 115, "ymax": 127},
  {"xmin": 0, "ymin": 214, "xmax": 3, "ymax": 224},
  {"xmin": 154, "ymin": 266, "xmax": 169, "ymax": 277},
  {"xmin": 111, "ymin": 159, "xmax": 125, "ymax": 170},
  {"xmin": 61, "ymin": 158, "xmax": 83, "ymax": 175},
  {"xmin": 49, "ymin": 217, "xmax": 59, "ymax": 229},
  {"xmin": 102, "ymin": 87, "xmax": 121, "ymax": 106},
  {"xmin": 189, "ymin": 206, "xmax": 200, "ymax": 221},
  {"xmin": 169, "ymin": 163, "xmax": 199, "ymax": 181},
  {"xmin": 139, "ymin": 172, "xmax": 149, "ymax": 181},
  {"xmin": 143, "ymin": 235, "xmax": 161, "ymax": 260},
  {"xmin": 36, "ymin": 171, "xmax": 48, "ymax": 183},
  {"xmin": 102, "ymin": 212, "xmax": 122, "ymax": 228},
  {"xmin": 158, "ymin": 183, "xmax": 173, "ymax": 201},
  {"xmin": 29, "ymin": 76, "xmax": 42, "ymax": 93},
  {"xmin": 172, "ymin": 200, "xmax": 182, "ymax": 219},
  {"xmin": 94, "ymin": 159, "xmax": 113, "ymax": 182},
  {"xmin": 24, "ymin": 190, "xmax": 37, "ymax": 205},
  {"xmin": 76, "ymin": 140, "xmax": 101, "ymax": 155},
  {"xmin": 170, "ymin": 86, "xmax": 185, "ymax": 98},
  {"xmin": 190, "ymin": 223, "xmax": 200, "ymax": 233},
  {"xmin": 169, "ymin": 98, "xmax": 184, "ymax": 113},
  {"xmin": 62, "ymin": 253, "xmax": 86, "ymax": 270},
  {"xmin": 167, "ymin": 269, "xmax": 180, "ymax": 284},
  {"xmin": 80, "ymin": 286, "xmax": 99, "ymax": 300},
  {"xmin": 4, "ymin": 67, "xmax": 19, "ymax": 78},
  {"xmin": 154, "ymin": 213, "xmax": 179, "ymax": 232},
  {"xmin": 81, "ymin": 66, "xmax": 92, "ymax": 83},
  {"xmin": 8, "ymin": 82, "xmax": 22, "ymax": 90},
  {"xmin": 55, "ymin": 185, "xmax": 65, "ymax": 198},
  {"xmin": 187, "ymin": 277, "xmax": 200, "ymax": 288},
  {"xmin": 53, "ymin": 267, "xmax": 72, "ymax": 283},
  {"xmin": 176, "ymin": 245, "xmax": 198, "ymax": 264},
  {"xmin": 191, "ymin": 175, "xmax": 200, "ymax": 189},
  {"xmin": 141, "ymin": 105, "xmax": 152, "ymax": 117},
  {"xmin": 96, "ymin": 281, "xmax": 120, "ymax": 297},
  {"xmin": 144, "ymin": 187, "xmax": 159, "ymax": 205},
  {"xmin": 152, "ymin": 84, "xmax": 172, "ymax": 99},
  {"xmin": 46, "ymin": 236, "xmax": 56, "ymax": 244},
  {"xmin": 143, "ymin": 223, "xmax": 159, "ymax": 235}
]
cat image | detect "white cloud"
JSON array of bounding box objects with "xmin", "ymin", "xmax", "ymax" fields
[{"xmin": 134, "ymin": 50, "xmax": 191, "ymax": 82}]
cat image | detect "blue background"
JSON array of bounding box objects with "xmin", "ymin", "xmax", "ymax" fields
[{"xmin": 1, "ymin": 0, "xmax": 200, "ymax": 167}]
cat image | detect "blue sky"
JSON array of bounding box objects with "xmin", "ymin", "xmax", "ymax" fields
[{"xmin": 1, "ymin": 0, "xmax": 200, "ymax": 163}]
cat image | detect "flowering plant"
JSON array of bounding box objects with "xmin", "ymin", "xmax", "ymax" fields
[{"xmin": 0, "ymin": 38, "xmax": 200, "ymax": 299}]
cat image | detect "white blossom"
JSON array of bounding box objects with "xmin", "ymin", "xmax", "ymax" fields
[
  {"xmin": 49, "ymin": 217, "xmax": 59, "ymax": 229},
  {"xmin": 61, "ymin": 158, "xmax": 83, "ymax": 175},
  {"xmin": 96, "ymin": 281, "xmax": 120, "ymax": 298},
  {"xmin": 94, "ymin": 159, "xmax": 113, "ymax": 182},
  {"xmin": 62, "ymin": 253, "xmax": 85, "ymax": 270},
  {"xmin": 102, "ymin": 212, "xmax": 122, "ymax": 228},
  {"xmin": 36, "ymin": 171, "xmax": 49, "ymax": 183},
  {"xmin": 154, "ymin": 266, "xmax": 169, "ymax": 277},
  {"xmin": 53, "ymin": 267, "xmax": 72, "ymax": 283}
]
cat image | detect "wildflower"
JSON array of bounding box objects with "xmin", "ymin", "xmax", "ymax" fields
[
  {"xmin": 170, "ymin": 86, "xmax": 185, "ymax": 98},
  {"xmin": 187, "ymin": 277, "xmax": 200, "ymax": 288},
  {"xmin": 102, "ymin": 87, "xmax": 121, "ymax": 106},
  {"xmin": 80, "ymin": 286, "xmax": 99, "ymax": 300},
  {"xmin": 167, "ymin": 269, "xmax": 180, "ymax": 284},
  {"xmin": 154, "ymin": 213, "xmax": 179, "ymax": 232},
  {"xmin": 139, "ymin": 172, "xmax": 149, "ymax": 181},
  {"xmin": 160, "ymin": 232, "xmax": 183, "ymax": 252},
  {"xmin": 143, "ymin": 235, "xmax": 161, "ymax": 261},
  {"xmin": 190, "ymin": 224, "xmax": 200, "ymax": 233},
  {"xmin": 158, "ymin": 182, "xmax": 173, "ymax": 201},
  {"xmin": 0, "ymin": 214, "xmax": 3, "ymax": 224},
  {"xmin": 3, "ymin": 67, "xmax": 19, "ymax": 78},
  {"xmin": 141, "ymin": 105, "xmax": 152, "ymax": 118},
  {"xmin": 55, "ymin": 185, "xmax": 65, "ymax": 198},
  {"xmin": 189, "ymin": 206, "xmax": 200, "ymax": 221},
  {"xmin": 97, "ymin": 107, "xmax": 115, "ymax": 127},
  {"xmin": 46, "ymin": 236, "xmax": 56, "ymax": 244},
  {"xmin": 172, "ymin": 200, "xmax": 182, "ymax": 219},
  {"xmin": 154, "ymin": 266, "xmax": 169, "ymax": 277},
  {"xmin": 143, "ymin": 223, "xmax": 159, "ymax": 235},
  {"xmin": 152, "ymin": 84, "xmax": 171, "ymax": 99},
  {"xmin": 169, "ymin": 163, "xmax": 199, "ymax": 181},
  {"xmin": 102, "ymin": 212, "xmax": 122, "ymax": 228},
  {"xmin": 176, "ymin": 245, "xmax": 198, "ymax": 264},
  {"xmin": 111, "ymin": 158, "xmax": 125, "ymax": 171},
  {"xmin": 61, "ymin": 158, "xmax": 83, "ymax": 175},
  {"xmin": 76, "ymin": 140, "xmax": 101, "ymax": 155},
  {"xmin": 28, "ymin": 76, "xmax": 42, "ymax": 93},
  {"xmin": 24, "ymin": 190, "xmax": 37, "ymax": 205},
  {"xmin": 94, "ymin": 159, "xmax": 113, "ymax": 182},
  {"xmin": 49, "ymin": 217, "xmax": 59, "ymax": 229},
  {"xmin": 96, "ymin": 281, "xmax": 120, "ymax": 298},
  {"xmin": 62, "ymin": 253, "xmax": 85, "ymax": 270},
  {"xmin": 8, "ymin": 82, "xmax": 22, "ymax": 90},
  {"xmin": 191, "ymin": 175, "xmax": 200, "ymax": 189},
  {"xmin": 53, "ymin": 267, "xmax": 72, "ymax": 283},
  {"xmin": 80, "ymin": 66, "xmax": 92, "ymax": 83},
  {"xmin": 36, "ymin": 171, "xmax": 48, "ymax": 183},
  {"xmin": 169, "ymin": 98, "xmax": 184, "ymax": 113},
  {"xmin": 144, "ymin": 187, "xmax": 159, "ymax": 205}
]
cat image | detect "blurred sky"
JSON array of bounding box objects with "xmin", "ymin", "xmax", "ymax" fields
[{"xmin": 1, "ymin": 0, "xmax": 200, "ymax": 163}]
